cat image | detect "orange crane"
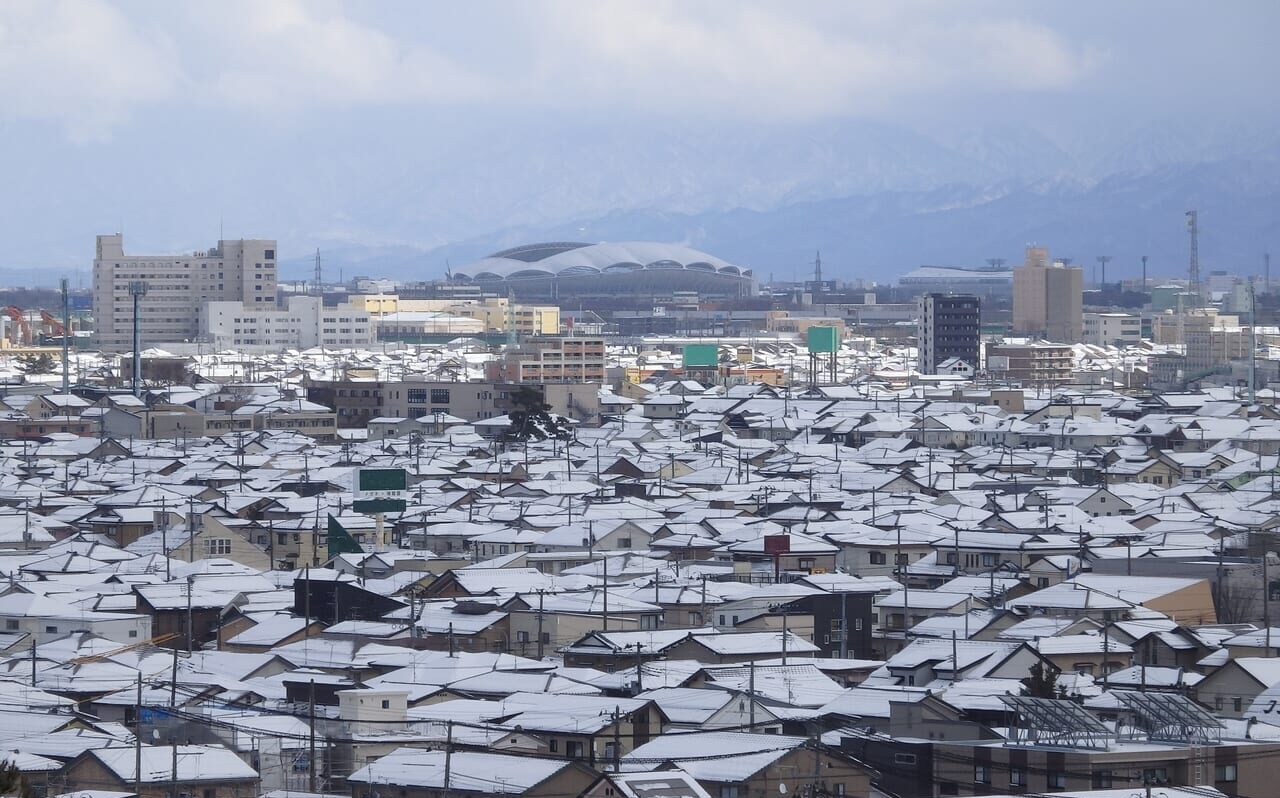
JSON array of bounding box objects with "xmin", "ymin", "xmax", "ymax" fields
[
  {"xmin": 39, "ymin": 310, "xmax": 65, "ymax": 338},
  {"xmin": 4, "ymin": 306, "xmax": 31, "ymax": 345}
]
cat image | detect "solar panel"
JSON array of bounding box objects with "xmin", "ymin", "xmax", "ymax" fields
[
  {"xmin": 1000, "ymin": 695, "xmax": 1114, "ymax": 749},
  {"xmin": 1112, "ymin": 690, "xmax": 1223, "ymax": 744}
]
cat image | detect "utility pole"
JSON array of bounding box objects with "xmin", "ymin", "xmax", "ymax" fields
[
  {"xmin": 1250, "ymin": 280, "xmax": 1258, "ymax": 404},
  {"xmin": 134, "ymin": 673, "xmax": 143, "ymax": 798},
  {"xmin": 536, "ymin": 591, "xmax": 545, "ymax": 659},
  {"xmin": 308, "ymin": 679, "xmax": 317, "ymax": 793},
  {"xmin": 442, "ymin": 720, "xmax": 453, "ymax": 798},
  {"xmin": 128, "ymin": 281, "xmax": 148, "ymax": 397},
  {"xmin": 60, "ymin": 278, "xmax": 70, "ymax": 394}
]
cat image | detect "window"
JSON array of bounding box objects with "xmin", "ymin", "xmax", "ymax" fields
[
  {"xmin": 430, "ymin": 388, "xmax": 451, "ymax": 404},
  {"xmin": 1010, "ymin": 767, "xmax": 1025, "ymax": 786},
  {"xmin": 517, "ymin": 631, "xmax": 529, "ymax": 643},
  {"xmin": 869, "ymin": 551, "xmax": 886, "ymax": 565},
  {"xmin": 204, "ymin": 538, "xmax": 232, "ymax": 557},
  {"xmin": 4, "ymin": 620, "xmax": 16, "ymax": 631},
  {"xmin": 1047, "ymin": 771, "xmax": 1065, "ymax": 788},
  {"xmin": 566, "ymin": 741, "xmax": 584, "ymax": 758},
  {"xmin": 974, "ymin": 765, "xmax": 990, "ymax": 784},
  {"xmin": 719, "ymin": 788, "xmax": 739, "ymax": 798},
  {"xmin": 1233, "ymin": 697, "xmax": 1243, "ymax": 712},
  {"xmin": 893, "ymin": 753, "xmax": 916, "ymax": 765},
  {"xmin": 1143, "ymin": 768, "xmax": 1168, "ymax": 785},
  {"xmin": 1092, "ymin": 770, "xmax": 1113, "ymax": 788},
  {"xmin": 1215, "ymin": 764, "xmax": 1237, "ymax": 782},
  {"xmin": 1270, "ymin": 581, "xmax": 1280, "ymax": 602},
  {"xmin": 604, "ymin": 742, "xmax": 617, "ymax": 761},
  {"xmin": 549, "ymin": 739, "xmax": 557, "ymax": 753},
  {"xmin": 45, "ymin": 626, "xmax": 57, "ymax": 634}
]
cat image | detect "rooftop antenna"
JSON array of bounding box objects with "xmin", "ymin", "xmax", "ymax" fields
[
  {"xmin": 313, "ymin": 249, "xmax": 322, "ymax": 298},
  {"xmin": 1096, "ymin": 255, "xmax": 1111, "ymax": 291},
  {"xmin": 1186, "ymin": 210, "xmax": 1200, "ymax": 301}
]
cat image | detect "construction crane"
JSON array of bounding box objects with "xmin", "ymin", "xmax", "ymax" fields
[
  {"xmin": 4, "ymin": 306, "xmax": 31, "ymax": 346},
  {"xmin": 67, "ymin": 632, "xmax": 180, "ymax": 665},
  {"xmin": 39, "ymin": 310, "xmax": 65, "ymax": 339}
]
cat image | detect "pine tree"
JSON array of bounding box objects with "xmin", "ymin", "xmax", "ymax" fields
[
  {"xmin": 15, "ymin": 353, "xmax": 56, "ymax": 375},
  {"xmin": 505, "ymin": 386, "xmax": 569, "ymax": 441},
  {"xmin": 0, "ymin": 760, "xmax": 32, "ymax": 798},
  {"xmin": 1021, "ymin": 661, "xmax": 1059, "ymax": 699}
]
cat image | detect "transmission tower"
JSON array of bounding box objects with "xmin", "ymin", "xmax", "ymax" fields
[{"xmin": 313, "ymin": 249, "xmax": 322, "ymax": 297}]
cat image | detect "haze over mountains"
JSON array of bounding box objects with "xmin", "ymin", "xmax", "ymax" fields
[
  {"xmin": 1, "ymin": 2, "xmax": 1276, "ymax": 288},
  {"xmin": 268, "ymin": 119, "xmax": 1279, "ymax": 286},
  {"xmin": 5, "ymin": 116, "xmax": 1272, "ymax": 289}
]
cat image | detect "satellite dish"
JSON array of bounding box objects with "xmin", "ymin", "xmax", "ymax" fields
[
  {"xmin": 779, "ymin": 784, "xmax": 788, "ymax": 795},
  {"xmin": 151, "ymin": 729, "xmax": 160, "ymax": 740}
]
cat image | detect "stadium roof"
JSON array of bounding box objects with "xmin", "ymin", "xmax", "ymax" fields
[{"xmin": 452, "ymin": 241, "xmax": 751, "ymax": 282}]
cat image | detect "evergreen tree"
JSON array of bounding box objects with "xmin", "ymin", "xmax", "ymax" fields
[
  {"xmin": 15, "ymin": 353, "xmax": 56, "ymax": 375},
  {"xmin": 0, "ymin": 760, "xmax": 33, "ymax": 798},
  {"xmin": 1021, "ymin": 661, "xmax": 1059, "ymax": 698},
  {"xmin": 505, "ymin": 386, "xmax": 569, "ymax": 441}
]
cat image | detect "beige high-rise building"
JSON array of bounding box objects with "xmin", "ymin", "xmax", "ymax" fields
[
  {"xmin": 1012, "ymin": 246, "xmax": 1082, "ymax": 342},
  {"xmin": 93, "ymin": 234, "xmax": 278, "ymax": 351}
]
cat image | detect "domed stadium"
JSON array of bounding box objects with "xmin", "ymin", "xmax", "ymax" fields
[{"xmin": 450, "ymin": 241, "xmax": 755, "ymax": 300}]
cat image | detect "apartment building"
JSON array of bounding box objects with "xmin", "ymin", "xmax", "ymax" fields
[
  {"xmin": 486, "ymin": 337, "xmax": 607, "ymax": 383},
  {"xmin": 986, "ymin": 342, "xmax": 1074, "ymax": 389},
  {"xmin": 307, "ymin": 379, "xmax": 601, "ymax": 427},
  {"xmin": 918, "ymin": 293, "xmax": 980, "ymax": 374},
  {"xmin": 93, "ymin": 234, "xmax": 277, "ymax": 351},
  {"xmin": 1012, "ymin": 246, "xmax": 1083, "ymax": 343},
  {"xmin": 349, "ymin": 295, "xmax": 561, "ymax": 336},
  {"xmin": 201, "ymin": 296, "xmax": 374, "ymax": 349},
  {"xmin": 1082, "ymin": 312, "xmax": 1142, "ymax": 348}
]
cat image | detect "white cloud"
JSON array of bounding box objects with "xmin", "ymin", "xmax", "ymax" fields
[
  {"xmin": 0, "ymin": 0, "xmax": 1106, "ymax": 137},
  {"xmin": 525, "ymin": 1, "xmax": 1102, "ymax": 118},
  {"xmin": 0, "ymin": 0, "xmax": 181, "ymax": 140},
  {"xmin": 194, "ymin": 0, "xmax": 492, "ymax": 110}
]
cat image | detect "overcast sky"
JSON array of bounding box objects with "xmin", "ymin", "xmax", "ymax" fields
[{"xmin": 0, "ymin": 1, "xmax": 1275, "ymax": 274}]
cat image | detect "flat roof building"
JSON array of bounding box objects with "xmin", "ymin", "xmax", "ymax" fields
[{"xmin": 93, "ymin": 233, "xmax": 278, "ymax": 351}]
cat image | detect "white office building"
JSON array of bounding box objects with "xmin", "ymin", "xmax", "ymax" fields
[
  {"xmin": 201, "ymin": 296, "xmax": 375, "ymax": 350},
  {"xmin": 1082, "ymin": 312, "xmax": 1142, "ymax": 348},
  {"xmin": 93, "ymin": 234, "xmax": 278, "ymax": 351}
]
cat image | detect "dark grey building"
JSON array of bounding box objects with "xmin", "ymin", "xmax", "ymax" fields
[{"xmin": 918, "ymin": 293, "xmax": 981, "ymax": 375}]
